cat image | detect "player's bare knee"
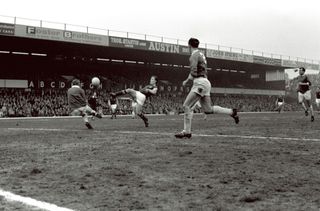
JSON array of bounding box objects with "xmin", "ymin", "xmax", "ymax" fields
[
  {"xmin": 183, "ymin": 105, "xmax": 192, "ymax": 112},
  {"xmin": 203, "ymin": 106, "xmax": 213, "ymax": 114},
  {"xmin": 204, "ymin": 110, "xmax": 213, "ymax": 114}
]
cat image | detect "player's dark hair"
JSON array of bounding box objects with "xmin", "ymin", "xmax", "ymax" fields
[
  {"xmin": 299, "ymin": 67, "xmax": 306, "ymax": 72},
  {"xmin": 72, "ymin": 79, "xmax": 80, "ymax": 86},
  {"xmin": 151, "ymin": 75, "xmax": 158, "ymax": 84},
  {"xmin": 188, "ymin": 38, "xmax": 200, "ymax": 48}
]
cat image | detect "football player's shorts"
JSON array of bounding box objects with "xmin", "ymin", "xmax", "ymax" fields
[
  {"xmin": 277, "ymin": 102, "xmax": 284, "ymax": 106},
  {"xmin": 191, "ymin": 77, "xmax": 211, "ymax": 97},
  {"xmin": 298, "ymin": 90, "xmax": 311, "ymax": 102},
  {"xmin": 110, "ymin": 104, "xmax": 117, "ymax": 112},
  {"xmin": 135, "ymin": 91, "xmax": 146, "ymax": 106},
  {"xmin": 70, "ymin": 105, "xmax": 94, "ymax": 116},
  {"xmin": 316, "ymin": 98, "xmax": 320, "ymax": 105}
]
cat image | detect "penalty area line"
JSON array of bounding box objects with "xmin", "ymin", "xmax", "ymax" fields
[
  {"xmin": 0, "ymin": 188, "xmax": 75, "ymax": 211},
  {"xmin": 117, "ymin": 131, "xmax": 320, "ymax": 142}
]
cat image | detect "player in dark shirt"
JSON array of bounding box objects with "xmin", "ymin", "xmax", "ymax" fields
[
  {"xmin": 110, "ymin": 76, "xmax": 158, "ymax": 127},
  {"xmin": 108, "ymin": 95, "xmax": 118, "ymax": 119},
  {"xmin": 315, "ymin": 87, "xmax": 320, "ymax": 113},
  {"xmin": 89, "ymin": 91, "xmax": 102, "ymax": 121},
  {"xmin": 174, "ymin": 38, "xmax": 239, "ymax": 139},
  {"xmin": 294, "ymin": 67, "xmax": 314, "ymax": 121},
  {"xmin": 88, "ymin": 91, "xmax": 97, "ymax": 111},
  {"xmin": 275, "ymin": 96, "xmax": 285, "ymax": 113}
]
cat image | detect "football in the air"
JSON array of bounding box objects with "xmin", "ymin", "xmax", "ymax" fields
[{"xmin": 91, "ymin": 77, "xmax": 100, "ymax": 87}]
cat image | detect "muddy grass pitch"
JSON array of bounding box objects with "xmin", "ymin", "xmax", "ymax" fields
[{"xmin": 0, "ymin": 112, "xmax": 320, "ymax": 211}]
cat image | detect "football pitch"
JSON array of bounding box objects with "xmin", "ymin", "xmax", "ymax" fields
[{"xmin": 0, "ymin": 112, "xmax": 320, "ymax": 211}]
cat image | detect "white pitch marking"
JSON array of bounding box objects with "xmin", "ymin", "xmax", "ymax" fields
[
  {"xmin": 0, "ymin": 113, "xmax": 166, "ymax": 121},
  {"xmin": 7, "ymin": 128, "xmax": 85, "ymax": 132},
  {"xmin": 0, "ymin": 189, "xmax": 75, "ymax": 211},
  {"xmin": 6, "ymin": 128, "xmax": 320, "ymax": 142},
  {"xmin": 117, "ymin": 131, "xmax": 320, "ymax": 142},
  {"xmin": 0, "ymin": 111, "xmax": 278, "ymax": 121}
]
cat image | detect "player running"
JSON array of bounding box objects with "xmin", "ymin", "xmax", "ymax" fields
[
  {"xmin": 294, "ymin": 67, "xmax": 314, "ymax": 121},
  {"xmin": 175, "ymin": 38, "xmax": 239, "ymax": 139},
  {"xmin": 67, "ymin": 79, "xmax": 102, "ymax": 129},
  {"xmin": 108, "ymin": 95, "xmax": 118, "ymax": 119},
  {"xmin": 275, "ymin": 95, "xmax": 285, "ymax": 113},
  {"xmin": 110, "ymin": 75, "xmax": 158, "ymax": 127}
]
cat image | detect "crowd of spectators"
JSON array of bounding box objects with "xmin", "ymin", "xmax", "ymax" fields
[
  {"xmin": 0, "ymin": 89, "xmax": 69, "ymax": 117},
  {"xmin": 4, "ymin": 71, "xmax": 320, "ymax": 117},
  {"xmin": 0, "ymin": 87, "xmax": 306, "ymax": 118}
]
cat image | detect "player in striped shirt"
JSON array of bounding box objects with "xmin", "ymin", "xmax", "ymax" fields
[
  {"xmin": 67, "ymin": 79, "xmax": 102, "ymax": 129},
  {"xmin": 175, "ymin": 38, "xmax": 239, "ymax": 139},
  {"xmin": 110, "ymin": 75, "xmax": 158, "ymax": 127},
  {"xmin": 294, "ymin": 67, "xmax": 314, "ymax": 121}
]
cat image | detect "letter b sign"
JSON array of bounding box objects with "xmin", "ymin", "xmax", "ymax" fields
[{"xmin": 64, "ymin": 31, "xmax": 72, "ymax": 38}]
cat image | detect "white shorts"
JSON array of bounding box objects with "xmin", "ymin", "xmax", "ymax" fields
[
  {"xmin": 298, "ymin": 90, "xmax": 311, "ymax": 102},
  {"xmin": 316, "ymin": 99, "xmax": 320, "ymax": 104},
  {"xmin": 70, "ymin": 105, "xmax": 94, "ymax": 116},
  {"xmin": 135, "ymin": 91, "xmax": 146, "ymax": 106},
  {"xmin": 191, "ymin": 77, "xmax": 211, "ymax": 97},
  {"xmin": 277, "ymin": 102, "xmax": 284, "ymax": 106},
  {"xmin": 110, "ymin": 104, "xmax": 117, "ymax": 112}
]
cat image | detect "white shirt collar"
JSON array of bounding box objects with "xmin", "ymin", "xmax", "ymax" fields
[{"xmin": 72, "ymin": 85, "xmax": 80, "ymax": 88}]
